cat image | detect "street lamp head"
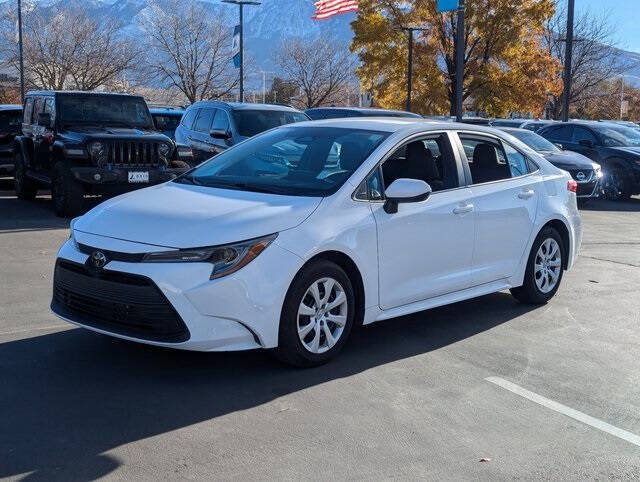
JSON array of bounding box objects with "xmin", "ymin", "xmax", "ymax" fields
[{"xmin": 222, "ymin": 0, "xmax": 261, "ymax": 4}]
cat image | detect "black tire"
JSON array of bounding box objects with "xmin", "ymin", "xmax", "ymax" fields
[
  {"xmin": 510, "ymin": 226, "xmax": 565, "ymax": 305},
  {"xmin": 14, "ymin": 151, "xmax": 38, "ymax": 200},
  {"xmin": 602, "ymin": 167, "xmax": 631, "ymax": 201},
  {"xmin": 51, "ymin": 162, "xmax": 84, "ymax": 217},
  {"xmin": 275, "ymin": 260, "xmax": 356, "ymax": 367}
]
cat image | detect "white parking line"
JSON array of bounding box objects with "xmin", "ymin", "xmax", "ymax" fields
[
  {"xmin": 0, "ymin": 324, "xmax": 70, "ymax": 336},
  {"xmin": 485, "ymin": 376, "xmax": 640, "ymax": 448}
]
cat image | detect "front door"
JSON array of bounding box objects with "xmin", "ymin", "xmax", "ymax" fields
[{"xmin": 372, "ymin": 132, "xmax": 475, "ymax": 310}]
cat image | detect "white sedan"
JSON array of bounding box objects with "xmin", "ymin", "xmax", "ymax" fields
[{"xmin": 52, "ymin": 119, "xmax": 582, "ymax": 366}]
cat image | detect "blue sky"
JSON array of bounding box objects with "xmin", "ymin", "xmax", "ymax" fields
[{"xmin": 575, "ymin": 0, "xmax": 640, "ymax": 53}]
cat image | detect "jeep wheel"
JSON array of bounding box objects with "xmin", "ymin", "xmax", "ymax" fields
[
  {"xmin": 51, "ymin": 162, "xmax": 84, "ymax": 217},
  {"xmin": 14, "ymin": 151, "xmax": 38, "ymax": 200}
]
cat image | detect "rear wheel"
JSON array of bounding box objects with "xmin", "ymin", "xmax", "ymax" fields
[
  {"xmin": 510, "ymin": 227, "xmax": 564, "ymax": 304},
  {"xmin": 275, "ymin": 260, "xmax": 355, "ymax": 367},
  {"xmin": 51, "ymin": 162, "xmax": 84, "ymax": 217},
  {"xmin": 14, "ymin": 151, "xmax": 38, "ymax": 200}
]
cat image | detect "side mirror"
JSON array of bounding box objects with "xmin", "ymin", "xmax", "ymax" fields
[
  {"xmin": 210, "ymin": 129, "xmax": 231, "ymax": 140},
  {"xmin": 38, "ymin": 112, "xmax": 52, "ymax": 128},
  {"xmin": 383, "ymin": 178, "xmax": 432, "ymax": 214},
  {"xmin": 554, "ymin": 143, "xmax": 564, "ymax": 150},
  {"xmin": 579, "ymin": 139, "xmax": 594, "ymax": 148}
]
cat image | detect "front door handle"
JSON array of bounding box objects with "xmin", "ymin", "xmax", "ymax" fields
[
  {"xmin": 518, "ymin": 189, "xmax": 535, "ymax": 199},
  {"xmin": 453, "ymin": 203, "xmax": 474, "ymax": 214}
]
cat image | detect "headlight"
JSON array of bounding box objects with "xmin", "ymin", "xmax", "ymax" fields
[
  {"xmin": 88, "ymin": 141, "xmax": 107, "ymax": 165},
  {"xmin": 141, "ymin": 234, "xmax": 277, "ymax": 280},
  {"xmin": 69, "ymin": 217, "xmax": 80, "ymax": 247},
  {"xmin": 158, "ymin": 143, "xmax": 171, "ymax": 162},
  {"xmin": 592, "ymin": 162, "xmax": 603, "ymax": 178}
]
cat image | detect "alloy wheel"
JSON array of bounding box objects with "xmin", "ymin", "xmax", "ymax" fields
[
  {"xmin": 534, "ymin": 238, "xmax": 562, "ymax": 294},
  {"xmin": 297, "ymin": 277, "xmax": 348, "ymax": 354}
]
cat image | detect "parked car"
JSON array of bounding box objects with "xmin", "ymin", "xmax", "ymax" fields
[
  {"xmin": 538, "ymin": 121, "xmax": 640, "ymax": 200},
  {"xmin": 52, "ymin": 119, "xmax": 582, "ymax": 366},
  {"xmin": 13, "ymin": 91, "xmax": 187, "ymax": 216},
  {"xmin": 0, "ymin": 104, "xmax": 22, "ymax": 176},
  {"xmin": 149, "ymin": 107, "xmax": 184, "ymax": 140},
  {"xmin": 175, "ymin": 101, "xmax": 309, "ymax": 164},
  {"xmin": 305, "ymin": 107, "xmax": 422, "ymax": 120},
  {"xmin": 459, "ymin": 116, "xmax": 492, "ymax": 125},
  {"xmin": 491, "ymin": 118, "xmax": 555, "ymax": 132},
  {"xmin": 498, "ymin": 127, "xmax": 602, "ymax": 203}
]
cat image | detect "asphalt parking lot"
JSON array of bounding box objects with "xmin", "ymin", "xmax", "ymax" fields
[{"xmin": 1, "ymin": 178, "xmax": 639, "ymax": 480}]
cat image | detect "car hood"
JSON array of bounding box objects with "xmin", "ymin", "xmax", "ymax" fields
[
  {"xmin": 74, "ymin": 182, "xmax": 322, "ymax": 249},
  {"xmin": 541, "ymin": 150, "xmax": 595, "ymax": 170},
  {"xmin": 608, "ymin": 146, "xmax": 640, "ymax": 157},
  {"xmin": 59, "ymin": 127, "xmax": 170, "ymax": 143}
]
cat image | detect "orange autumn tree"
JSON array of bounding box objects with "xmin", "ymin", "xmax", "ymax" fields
[{"xmin": 351, "ymin": 0, "xmax": 562, "ymax": 116}]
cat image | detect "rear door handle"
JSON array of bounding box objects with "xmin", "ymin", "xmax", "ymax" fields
[
  {"xmin": 518, "ymin": 189, "xmax": 535, "ymax": 199},
  {"xmin": 453, "ymin": 203, "xmax": 474, "ymax": 214}
]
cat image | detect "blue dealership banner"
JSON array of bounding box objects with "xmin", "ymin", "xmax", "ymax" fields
[
  {"xmin": 232, "ymin": 25, "xmax": 240, "ymax": 68},
  {"xmin": 437, "ymin": 0, "xmax": 458, "ymax": 12}
]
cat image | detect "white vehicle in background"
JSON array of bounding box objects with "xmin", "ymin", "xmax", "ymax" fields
[{"xmin": 52, "ymin": 119, "xmax": 582, "ymax": 366}]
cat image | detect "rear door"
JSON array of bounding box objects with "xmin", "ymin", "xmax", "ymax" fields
[{"xmin": 455, "ymin": 132, "xmax": 541, "ymax": 286}]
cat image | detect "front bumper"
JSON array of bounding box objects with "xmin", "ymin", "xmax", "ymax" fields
[
  {"xmin": 51, "ymin": 231, "xmax": 304, "ymax": 351},
  {"xmin": 70, "ymin": 166, "xmax": 186, "ymax": 186}
]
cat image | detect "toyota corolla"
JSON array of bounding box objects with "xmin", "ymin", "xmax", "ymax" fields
[{"xmin": 51, "ymin": 119, "xmax": 582, "ymax": 366}]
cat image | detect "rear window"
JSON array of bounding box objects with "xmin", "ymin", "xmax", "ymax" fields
[
  {"xmin": 232, "ymin": 109, "xmax": 308, "ymax": 137},
  {"xmin": 0, "ymin": 110, "xmax": 22, "ymax": 133}
]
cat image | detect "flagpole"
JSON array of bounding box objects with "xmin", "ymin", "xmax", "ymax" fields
[{"xmin": 17, "ymin": 0, "xmax": 25, "ymax": 102}]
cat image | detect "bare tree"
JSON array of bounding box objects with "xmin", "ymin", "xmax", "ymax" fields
[
  {"xmin": 275, "ymin": 37, "xmax": 354, "ymax": 109},
  {"xmin": 139, "ymin": 0, "xmax": 238, "ymax": 104},
  {"xmin": 0, "ymin": 6, "xmax": 140, "ymax": 91},
  {"xmin": 545, "ymin": 4, "xmax": 632, "ymax": 119}
]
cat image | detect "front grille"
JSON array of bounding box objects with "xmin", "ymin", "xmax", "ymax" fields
[
  {"xmin": 105, "ymin": 141, "xmax": 164, "ymax": 168},
  {"xmin": 52, "ymin": 260, "xmax": 190, "ymax": 343},
  {"xmin": 568, "ymin": 169, "xmax": 594, "ymax": 183}
]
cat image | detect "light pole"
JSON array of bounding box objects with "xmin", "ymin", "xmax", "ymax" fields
[
  {"xmin": 222, "ymin": 0, "xmax": 261, "ymax": 103},
  {"xmin": 17, "ymin": 0, "xmax": 25, "ymax": 102},
  {"xmin": 454, "ymin": 0, "xmax": 465, "ymax": 122},
  {"xmin": 562, "ymin": 0, "xmax": 575, "ymax": 122},
  {"xmin": 400, "ymin": 25, "xmax": 429, "ymax": 112}
]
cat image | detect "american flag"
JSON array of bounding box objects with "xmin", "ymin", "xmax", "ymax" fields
[{"xmin": 312, "ymin": 0, "xmax": 359, "ymax": 20}]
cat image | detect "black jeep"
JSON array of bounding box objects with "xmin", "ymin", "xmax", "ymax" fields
[{"xmin": 13, "ymin": 91, "xmax": 188, "ymax": 216}]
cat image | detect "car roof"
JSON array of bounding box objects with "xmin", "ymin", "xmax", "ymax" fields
[
  {"xmin": 25, "ymin": 90, "xmax": 144, "ymax": 99},
  {"xmin": 0, "ymin": 104, "xmax": 22, "ymax": 111},
  {"xmin": 499, "ymin": 127, "xmax": 534, "ymax": 134},
  {"xmin": 306, "ymin": 106, "xmax": 422, "ymax": 117},
  {"xmin": 149, "ymin": 107, "xmax": 184, "ymax": 115},
  {"xmin": 289, "ymin": 117, "xmax": 508, "ymax": 135},
  {"xmin": 190, "ymin": 100, "xmax": 302, "ymax": 112}
]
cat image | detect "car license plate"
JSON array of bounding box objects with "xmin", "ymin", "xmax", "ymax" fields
[{"xmin": 128, "ymin": 171, "xmax": 149, "ymax": 183}]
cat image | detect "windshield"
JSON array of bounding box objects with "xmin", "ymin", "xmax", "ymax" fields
[
  {"xmin": 507, "ymin": 129, "xmax": 560, "ymax": 152},
  {"xmin": 176, "ymin": 126, "xmax": 389, "ymax": 196},
  {"xmin": 604, "ymin": 125, "xmax": 640, "ymax": 146},
  {"xmin": 0, "ymin": 110, "xmax": 22, "ymax": 133},
  {"xmin": 232, "ymin": 110, "xmax": 309, "ymax": 137},
  {"xmin": 152, "ymin": 114, "xmax": 182, "ymax": 131},
  {"xmin": 58, "ymin": 95, "xmax": 153, "ymax": 129}
]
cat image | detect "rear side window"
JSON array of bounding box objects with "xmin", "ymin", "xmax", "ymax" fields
[
  {"xmin": 194, "ymin": 109, "xmax": 215, "ymax": 133},
  {"xmin": 181, "ymin": 108, "xmax": 198, "ymax": 129},
  {"xmin": 459, "ymin": 135, "xmax": 512, "ymax": 184},
  {"xmin": 23, "ymin": 98, "xmax": 33, "ymax": 124}
]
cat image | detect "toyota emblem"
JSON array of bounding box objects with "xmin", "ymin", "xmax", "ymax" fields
[
  {"xmin": 576, "ymin": 171, "xmax": 585, "ymax": 181},
  {"xmin": 90, "ymin": 251, "xmax": 107, "ymax": 269}
]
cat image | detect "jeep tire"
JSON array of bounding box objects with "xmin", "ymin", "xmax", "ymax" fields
[
  {"xmin": 14, "ymin": 150, "xmax": 38, "ymax": 200},
  {"xmin": 51, "ymin": 162, "xmax": 84, "ymax": 217}
]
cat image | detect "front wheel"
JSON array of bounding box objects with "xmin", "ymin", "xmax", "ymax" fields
[
  {"xmin": 51, "ymin": 162, "xmax": 84, "ymax": 217},
  {"xmin": 275, "ymin": 260, "xmax": 355, "ymax": 367},
  {"xmin": 510, "ymin": 227, "xmax": 564, "ymax": 304},
  {"xmin": 14, "ymin": 151, "xmax": 38, "ymax": 200},
  {"xmin": 602, "ymin": 168, "xmax": 631, "ymax": 201}
]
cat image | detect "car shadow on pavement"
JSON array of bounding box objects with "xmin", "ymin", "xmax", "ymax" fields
[
  {"xmin": 580, "ymin": 196, "xmax": 640, "ymax": 212},
  {"xmin": 0, "ymin": 292, "xmax": 537, "ymax": 481}
]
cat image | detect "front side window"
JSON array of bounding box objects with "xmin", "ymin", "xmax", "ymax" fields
[
  {"xmin": 194, "ymin": 109, "xmax": 215, "ymax": 133},
  {"xmin": 32, "ymin": 97, "xmax": 44, "ymax": 123},
  {"xmin": 381, "ymin": 133, "xmax": 459, "ymax": 193},
  {"xmin": 57, "ymin": 95, "xmax": 153, "ymax": 128},
  {"xmin": 176, "ymin": 126, "xmax": 388, "ymax": 197},
  {"xmin": 573, "ymin": 127, "xmax": 597, "ymax": 144},
  {"xmin": 211, "ymin": 109, "xmax": 230, "ymax": 132},
  {"xmin": 232, "ymin": 110, "xmax": 308, "ymax": 137},
  {"xmin": 459, "ymin": 135, "xmax": 512, "ymax": 184}
]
